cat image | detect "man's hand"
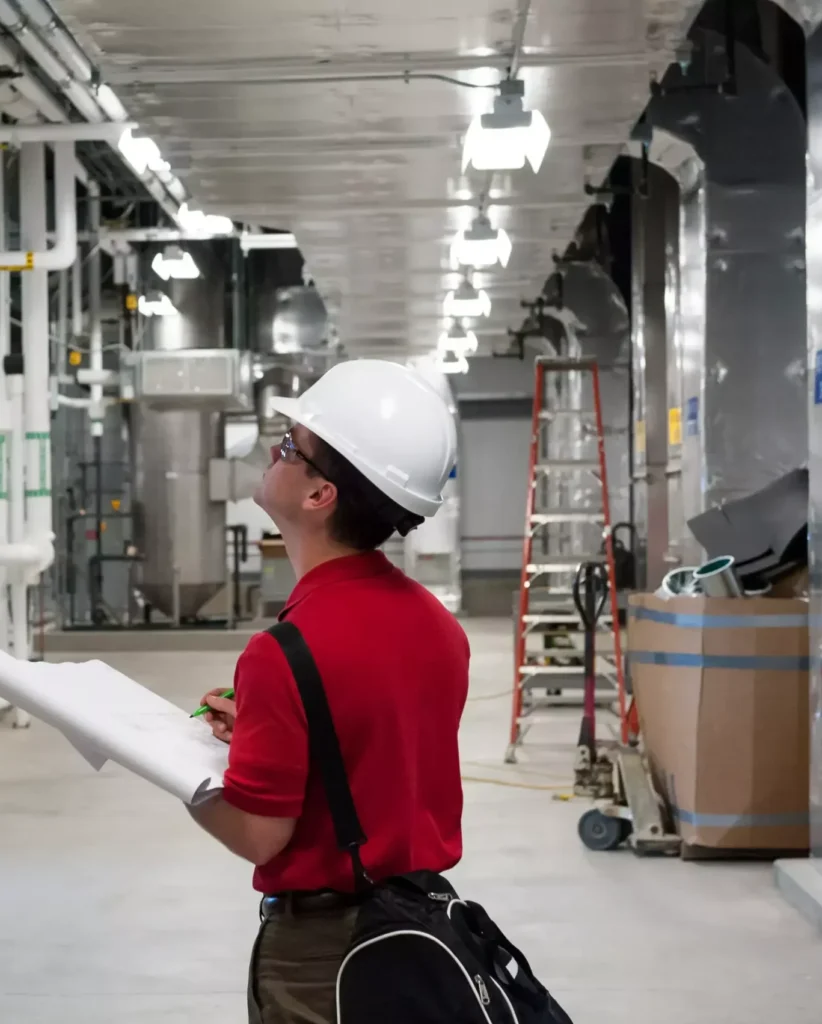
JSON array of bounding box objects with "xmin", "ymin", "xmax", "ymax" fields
[{"xmin": 200, "ymin": 688, "xmax": 237, "ymax": 743}]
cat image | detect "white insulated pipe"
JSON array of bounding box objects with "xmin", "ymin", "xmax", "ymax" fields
[
  {"xmin": 8, "ymin": 373, "xmax": 29, "ymax": 724},
  {"xmin": 0, "ymin": 140, "xmax": 76, "ymax": 271},
  {"xmin": 88, "ymin": 180, "xmax": 103, "ymax": 436},
  {"xmin": 0, "ymin": 123, "xmax": 134, "ymax": 144},
  {"xmin": 0, "ymin": 0, "xmax": 103, "ymax": 125},
  {"xmin": 0, "ymin": 0, "xmax": 181, "ymax": 223},
  {"xmin": 19, "ymin": 142, "xmax": 54, "ymax": 571},
  {"xmin": 71, "ymin": 249, "xmax": 82, "ymax": 337}
]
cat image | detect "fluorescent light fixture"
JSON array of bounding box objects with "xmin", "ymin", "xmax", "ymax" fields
[
  {"xmin": 443, "ymin": 279, "xmax": 492, "ymax": 319},
  {"xmin": 178, "ymin": 202, "xmax": 234, "ymax": 236},
  {"xmin": 439, "ymin": 320, "xmax": 478, "ymax": 356},
  {"xmin": 117, "ymin": 127, "xmax": 168, "ymax": 176},
  {"xmin": 151, "ymin": 245, "xmax": 200, "ymax": 281},
  {"xmin": 451, "ymin": 213, "xmax": 512, "ymax": 269},
  {"xmin": 240, "ymin": 231, "xmax": 299, "ymax": 252},
  {"xmin": 435, "ymin": 348, "xmax": 469, "ymax": 375},
  {"xmin": 462, "ymin": 78, "xmax": 551, "ymax": 173},
  {"xmin": 138, "ymin": 291, "xmax": 178, "ymax": 317}
]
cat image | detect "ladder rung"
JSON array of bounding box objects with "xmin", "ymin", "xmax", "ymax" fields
[
  {"xmin": 535, "ymin": 461, "xmax": 601, "ymax": 473},
  {"xmin": 527, "ymin": 556, "xmax": 604, "ymax": 573},
  {"xmin": 538, "ymin": 409, "xmax": 595, "ymax": 420},
  {"xmin": 519, "ymin": 663, "xmax": 616, "ymax": 677},
  {"xmin": 522, "ymin": 613, "xmax": 614, "ymax": 625},
  {"xmin": 530, "ymin": 511, "xmax": 604, "ymax": 525},
  {"xmin": 535, "ymin": 358, "xmax": 597, "ymax": 372}
]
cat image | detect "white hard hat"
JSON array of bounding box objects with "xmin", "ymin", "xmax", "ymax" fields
[
  {"xmin": 269, "ymin": 359, "xmax": 457, "ymax": 517},
  {"xmin": 406, "ymin": 355, "xmax": 457, "ymax": 415}
]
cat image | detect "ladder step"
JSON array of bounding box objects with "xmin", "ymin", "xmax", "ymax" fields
[
  {"xmin": 522, "ymin": 613, "xmax": 614, "ymax": 625},
  {"xmin": 519, "ymin": 663, "xmax": 617, "ymax": 677},
  {"xmin": 535, "ymin": 460, "xmax": 601, "ymax": 473},
  {"xmin": 531, "ymin": 511, "xmax": 604, "ymax": 525},
  {"xmin": 538, "ymin": 408, "xmax": 595, "ymax": 420},
  {"xmin": 527, "ymin": 556, "xmax": 604, "ymax": 573},
  {"xmin": 535, "ymin": 357, "xmax": 597, "ymax": 372}
]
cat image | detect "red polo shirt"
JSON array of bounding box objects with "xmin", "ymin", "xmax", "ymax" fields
[{"xmin": 222, "ymin": 551, "xmax": 470, "ymax": 893}]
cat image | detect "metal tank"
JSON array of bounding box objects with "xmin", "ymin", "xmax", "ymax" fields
[{"xmin": 132, "ymin": 253, "xmax": 227, "ymax": 619}]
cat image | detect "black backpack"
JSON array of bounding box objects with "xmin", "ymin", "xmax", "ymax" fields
[{"xmin": 267, "ymin": 621, "xmax": 576, "ymax": 1024}]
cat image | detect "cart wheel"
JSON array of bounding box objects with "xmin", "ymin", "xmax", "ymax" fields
[
  {"xmin": 578, "ymin": 809, "xmax": 625, "ymax": 852},
  {"xmin": 618, "ymin": 818, "xmax": 633, "ymax": 843}
]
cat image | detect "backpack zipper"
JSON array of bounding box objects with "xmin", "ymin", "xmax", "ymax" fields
[{"xmin": 475, "ymin": 975, "xmax": 491, "ymax": 1006}]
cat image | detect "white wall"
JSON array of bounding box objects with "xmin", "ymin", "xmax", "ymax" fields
[{"xmin": 459, "ymin": 417, "xmax": 530, "ymax": 573}]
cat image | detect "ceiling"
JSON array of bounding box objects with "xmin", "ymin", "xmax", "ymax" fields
[{"xmin": 53, "ymin": 0, "xmax": 699, "ymax": 359}]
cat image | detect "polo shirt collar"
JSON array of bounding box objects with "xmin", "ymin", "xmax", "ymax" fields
[{"xmin": 280, "ymin": 550, "xmax": 393, "ymax": 618}]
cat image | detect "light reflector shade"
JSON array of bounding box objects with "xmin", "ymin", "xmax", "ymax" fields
[
  {"xmin": 151, "ymin": 245, "xmax": 200, "ymax": 281},
  {"xmin": 451, "ymin": 215, "xmax": 512, "ymax": 269},
  {"xmin": 138, "ymin": 292, "xmax": 178, "ymax": 317},
  {"xmin": 443, "ymin": 280, "xmax": 491, "ymax": 319}
]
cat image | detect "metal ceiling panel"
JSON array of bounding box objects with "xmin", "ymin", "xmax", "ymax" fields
[{"xmin": 54, "ymin": 0, "xmax": 693, "ymax": 358}]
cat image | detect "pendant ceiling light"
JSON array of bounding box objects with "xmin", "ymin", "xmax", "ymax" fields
[
  {"xmin": 435, "ymin": 347, "xmax": 469, "ymax": 375},
  {"xmin": 462, "ymin": 79, "xmax": 551, "ymax": 174},
  {"xmin": 439, "ymin": 320, "xmax": 478, "ymax": 356},
  {"xmin": 177, "ymin": 203, "xmax": 234, "ymax": 236},
  {"xmin": 443, "ymin": 278, "xmax": 492, "ymax": 319},
  {"xmin": 451, "ymin": 213, "xmax": 512, "ymax": 269},
  {"xmin": 151, "ymin": 244, "xmax": 200, "ymax": 281},
  {"xmin": 138, "ymin": 291, "xmax": 178, "ymax": 317}
]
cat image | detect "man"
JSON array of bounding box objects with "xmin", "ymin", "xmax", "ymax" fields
[{"xmin": 188, "ymin": 358, "xmax": 470, "ymax": 1023}]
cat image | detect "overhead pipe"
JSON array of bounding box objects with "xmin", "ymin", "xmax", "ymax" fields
[
  {"xmin": 0, "ymin": 123, "xmax": 134, "ymax": 143},
  {"xmin": 0, "ymin": 0, "xmax": 103, "ymax": 124},
  {"xmin": 19, "ymin": 0, "xmax": 94, "ymax": 83},
  {"xmin": 0, "ymin": 141, "xmax": 76, "ymax": 271},
  {"xmin": 0, "ymin": 0, "xmax": 181, "ymax": 223},
  {"xmin": 19, "ymin": 142, "xmax": 53, "ymax": 574}
]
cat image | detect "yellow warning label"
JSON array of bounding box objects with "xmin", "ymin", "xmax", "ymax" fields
[
  {"xmin": 100, "ymin": 521, "xmax": 107, "ymax": 533},
  {"xmin": 0, "ymin": 252, "xmax": 34, "ymax": 272},
  {"xmin": 69, "ymin": 350, "xmax": 82, "ymax": 367},
  {"xmin": 111, "ymin": 499, "xmax": 121, "ymax": 512},
  {"xmin": 125, "ymin": 293, "xmax": 138, "ymax": 311},
  {"xmin": 668, "ymin": 407, "xmax": 682, "ymax": 447},
  {"xmin": 634, "ymin": 420, "xmax": 646, "ymax": 457}
]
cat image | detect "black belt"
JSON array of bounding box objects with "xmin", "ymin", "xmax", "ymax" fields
[{"xmin": 260, "ymin": 890, "xmax": 365, "ymax": 920}]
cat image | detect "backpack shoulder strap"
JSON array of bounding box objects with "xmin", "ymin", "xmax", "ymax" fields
[{"xmin": 266, "ymin": 621, "xmax": 370, "ymax": 888}]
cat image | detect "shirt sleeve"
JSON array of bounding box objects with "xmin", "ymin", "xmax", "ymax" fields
[{"xmin": 221, "ymin": 631, "xmax": 308, "ymax": 818}]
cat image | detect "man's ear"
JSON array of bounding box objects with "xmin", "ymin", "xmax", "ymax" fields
[{"xmin": 303, "ymin": 477, "xmax": 337, "ymax": 513}]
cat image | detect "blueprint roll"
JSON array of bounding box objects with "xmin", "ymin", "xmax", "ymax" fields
[{"xmin": 693, "ymin": 555, "xmax": 744, "ymax": 598}]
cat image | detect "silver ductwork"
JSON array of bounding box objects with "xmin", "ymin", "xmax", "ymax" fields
[
  {"xmin": 645, "ymin": 28, "xmax": 807, "ymax": 567},
  {"xmin": 132, "ymin": 253, "xmax": 228, "ymax": 619},
  {"xmin": 631, "ymin": 165, "xmax": 680, "ymax": 590},
  {"xmin": 805, "ymin": 22, "xmax": 822, "ymax": 878}
]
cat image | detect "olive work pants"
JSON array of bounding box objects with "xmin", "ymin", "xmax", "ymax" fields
[{"xmin": 248, "ymin": 904, "xmax": 357, "ymax": 1024}]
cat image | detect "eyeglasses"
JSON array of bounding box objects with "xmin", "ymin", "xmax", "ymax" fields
[{"xmin": 280, "ymin": 431, "xmax": 327, "ymax": 478}]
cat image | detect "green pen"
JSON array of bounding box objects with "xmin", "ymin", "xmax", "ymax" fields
[{"xmin": 191, "ymin": 689, "xmax": 235, "ymax": 718}]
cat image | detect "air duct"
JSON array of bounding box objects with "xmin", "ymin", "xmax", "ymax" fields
[{"xmin": 644, "ymin": 28, "xmax": 806, "ymax": 565}]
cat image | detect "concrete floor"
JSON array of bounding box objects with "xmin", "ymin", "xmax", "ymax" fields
[{"xmin": 1, "ymin": 618, "xmax": 820, "ymax": 1023}]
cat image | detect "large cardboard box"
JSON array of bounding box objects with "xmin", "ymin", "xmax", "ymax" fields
[{"xmin": 628, "ymin": 594, "xmax": 810, "ymax": 852}]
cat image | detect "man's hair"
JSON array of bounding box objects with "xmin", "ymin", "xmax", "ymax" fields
[{"xmin": 308, "ymin": 437, "xmax": 424, "ymax": 551}]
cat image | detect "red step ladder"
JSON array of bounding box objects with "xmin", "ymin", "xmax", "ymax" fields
[{"xmin": 506, "ymin": 357, "xmax": 630, "ymax": 762}]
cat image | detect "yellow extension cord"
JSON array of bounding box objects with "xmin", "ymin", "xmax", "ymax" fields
[{"xmin": 460, "ymin": 687, "xmax": 577, "ymax": 793}]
